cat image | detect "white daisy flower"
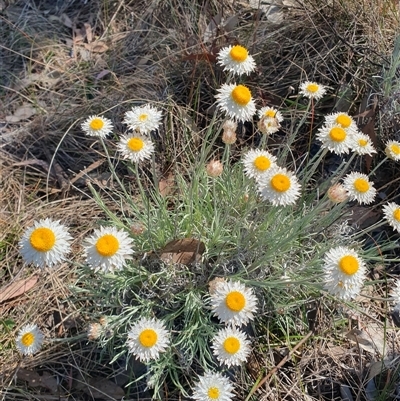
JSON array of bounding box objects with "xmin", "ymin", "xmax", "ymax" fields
[
  {"xmin": 299, "ymin": 81, "xmax": 327, "ymax": 100},
  {"xmin": 391, "ymin": 280, "xmax": 400, "ymax": 304},
  {"xmin": 127, "ymin": 317, "xmax": 170, "ymax": 362},
  {"xmin": 242, "ymin": 149, "xmax": 277, "ymax": 179},
  {"xmin": 343, "ymin": 172, "xmax": 376, "ymax": 205},
  {"xmin": 210, "ymin": 279, "xmax": 257, "ymax": 327},
  {"xmin": 83, "ymin": 226, "xmax": 134, "ymax": 273},
  {"xmin": 316, "ymin": 124, "xmax": 352, "ymax": 155},
  {"xmin": 257, "ymin": 167, "xmax": 301, "ymax": 206},
  {"xmin": 349, "ymin": 132, "xmax": 376, "ymax": 156},
  {"xmin": 212, "ymin": 327, "xmax": 251, "ymax": 367},
  {"xmin": 324, "ymin": 112, "xmax": 358, "ymax": 133},
  {"xmin": 117, "ymin": 134, "xmax": 155, "ymax": 163},
  {"xmin": 81, "ymin": 115, "xmax": 113, "ymax": 138},
  {"xmin": 123, "ymin": 105, "xmax": 163, "ymax": 135},
  {"xmin": 323, "ymin": 246, "xmax": 366, "ymax": 300},
  {"xmin": 383, "ymin": 202, "xmax": 400, "ymax": 233},
  {"xmin": 385, "ymin": 140, "xmax": 400, "ymax": 161},
  {"xmin": 217, "ymin": 44, "xmax": 256, "ymax": 76},
  {"xmin": 215, "ymin": 83, "xmax": 256, "ymax": 122},
  {"xmin": 16, "ymin": 324, "xmax": 44, "ymax": 355},
  {"xmin": 19, "ymin": 218, "xmax": 72, "ymax": 268},
  {"xmin": 192, "ymin": 371, "xmax": 234, "ymax": 401},
  {"xmin": 257, "ymin": 106, "xmax": 283, "ymax": 122}
]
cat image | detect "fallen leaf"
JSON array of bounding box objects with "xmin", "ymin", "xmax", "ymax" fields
[
  {"xmin": 60, "ymin": 13, "xmax": 73, "ymax": 28},
  {"xmin": 203, "ymin": 11, "xmax": 222, "ymax": 43},
  {"xmin": 347, "ymin": 205, "xmax": 381, "ymax": 229},
  {"xmin": 224, "ymin": 15, "xmax": 239, "ymax": 33},
  {"xmin": 17, "ymin": 369, "xmax": 58, "ymax": 394},
  {"xmin": 159, "ymin": 238, "xmax": 205, "ymax": 265},
  {"xmin": 340, "ymin": 384, "xmax": 354, "ymax": 401},
  {"xmin": 345, "ymin": 326, "xmax": 386, "ymax": 356},
  {"xmin": 0, "ymin": 276, "xmax": 38, "ymax": 303},
  {"xmin": 95, "ymin": 70, "xmax": 112, "ymax": 81},
  {"xmin": 84, "ymin": 41, "xmax": 109, "ymax": 53},
  {"xmin": 158, "ymin": 173, "xmax": 175, "ymax": 197},
  {"xmin": 80, "ymin": 377, "xmax": 124, "ymax": 399},
  {"xmin": 6, "ymin": 104, "xmax": 37, "ymax": 123}
]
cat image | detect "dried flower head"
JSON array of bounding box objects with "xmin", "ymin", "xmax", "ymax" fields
[
  {"xmin": 87, "ymin": 323, "xmax": 102, "ymax": 340},
  {"xmin": 257, "ymin": 115, "xmax": 281, "ymax": 135},
  {"xmin": 327, "ymin": 183, "xmax": 348, "ymax": 203},
  {"xmin": 206, "ymin": 160, "xmax": 223, "ymax": 178}
]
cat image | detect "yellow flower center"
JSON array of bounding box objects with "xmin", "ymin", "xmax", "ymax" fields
[
  {"xmin": 306, "ymin": 83, "xmax": 319, "ymax": 93},
  {"xmin": 353, "ymin": 178, "xmax": 369, "ymax": 193},
  {"xmin": 95, "ymin": 234, "xmax": 119, "ymax": 257},
  {"xmin": 390, "ymin": 144, "xmax": 400, "ymax": 155},
  {"xmin": 329, "ymin": 127, "xmax": 346, "ymax": 142},
  {"xmin": 223, "ymin": 337, "xmax": 240, "ymax": 354},
  {"xmin": 231, "ymin": 85, "xmax": 251, "ymax": 106},
  {"xmin": 253, "ymin": 155, "xmax": 271, "ymax": 171},
  {"xmin": 229, "ymin": 45, "xmax": 248, "ymax": 62},
  {"xmin": 225, "ymin": 291, "xmax": 245, "ymax": 312},
  {"xmin": 264, "ymin": 109, "xmax": 276, "ymax": 118},
  {"xmin": 30, "ymin": 227, "xmax": 56, "ymax": 252},
  {"xmin": 339, "ymin": 255, "xmax": 359, "ymax": 275},
  {"xmin": 139, "ymin": 114, "xmax": 148, "ymax": 121},
  {"xmin": 207, "ymin": 387, "xmax": 220, "ymax": 399},
  {"xmin": 358, "ymin": 139, "xmax": 368, "ymax": 147},
  {"xmin": 89, "ymin": 118, "xmax": 104, "ymax": 130},
  {"xmin": 335, "ymin": 114, "xmax": 352, "ymax": 128},
  {"xmin": 127, "ymin": 137, "xmax": 144, "ymax": 152},
  {"xmin": 393, "ymin": 209, "xmax": 400, "ymax": 222},
  {"xmin": 21, "ymin": 332, "xmax": 35, "ymax": 347},
  {"xmin": 139, "ymin": 329, "xmax": 158, "ymax": 348},
  {"xmin": 270, "ymin": 174, "xmax": 290, "ymax": 192}
]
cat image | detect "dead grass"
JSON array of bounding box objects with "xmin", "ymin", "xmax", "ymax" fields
[{"xmin": 1, "ymin": 0, "xmax": 400, "ymax": 400}]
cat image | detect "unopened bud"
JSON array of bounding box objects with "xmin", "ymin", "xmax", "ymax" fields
[
  {"xmin": 327, "ymin": 183, "xmax": 348, "ymax": 203},
  {"xmin": 206, "ymin": 160, "xmax": 223, "ymax": 177}
]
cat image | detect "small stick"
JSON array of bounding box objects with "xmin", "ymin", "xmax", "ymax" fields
[{"xmin": 244, "ymin": 330, "xmax": 314, "ymax": 401}]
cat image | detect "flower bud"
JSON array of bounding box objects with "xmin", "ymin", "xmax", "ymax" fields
[
  {"xmin": 327, "ymin": 183, "xmax": 348, "ymax": 203},
  {"xmin": 206, "ymin": 160, "xmax": 223, "ymax": 177}
]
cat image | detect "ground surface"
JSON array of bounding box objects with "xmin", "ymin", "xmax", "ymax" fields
[{"xmin": 1, "ymin": 0, "xmax": 400, "ymax": 400}]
